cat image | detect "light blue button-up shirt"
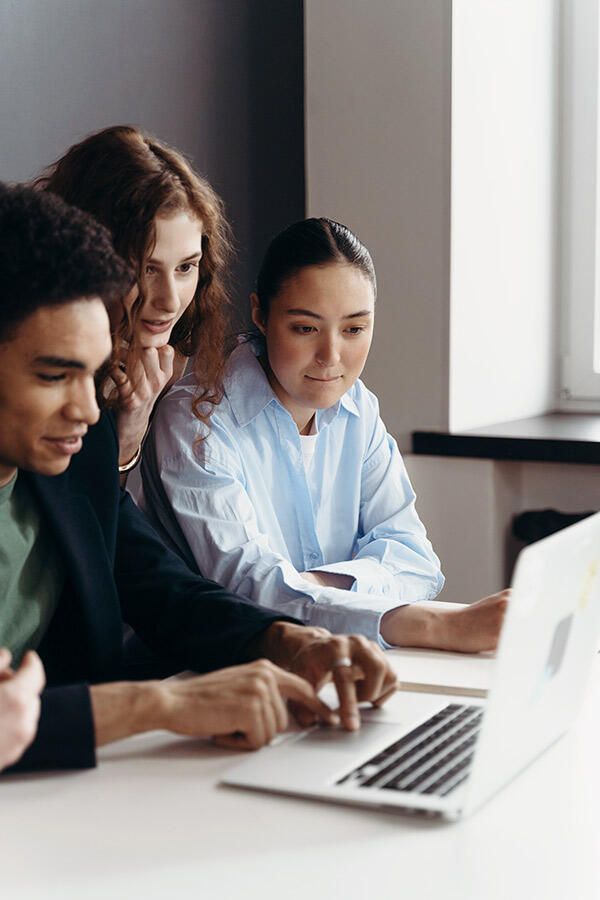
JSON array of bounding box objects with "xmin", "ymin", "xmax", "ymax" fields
[{"xmin": 139, "ymin": 341, "xmax": 444, "ymax": 642}]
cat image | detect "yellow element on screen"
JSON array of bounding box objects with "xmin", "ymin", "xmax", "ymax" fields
[{"xmin": 579, "ymin": 560, "xmax": 598, "ymax": 610}]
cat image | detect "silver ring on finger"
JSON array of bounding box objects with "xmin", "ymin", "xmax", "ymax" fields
[{"xmin": 331, "ymin": 656, "xmax": 353, "ymax": 670}]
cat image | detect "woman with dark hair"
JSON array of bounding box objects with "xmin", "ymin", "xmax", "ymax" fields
[
  {"xmin": 140, "ymin": 218, "xmax": 508, "ymax": 650},
  {"xmin": 35, "ymin": 125, "xmax": 233, "ymax": 478}
]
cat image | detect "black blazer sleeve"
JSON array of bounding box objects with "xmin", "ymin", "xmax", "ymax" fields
[{"xmin": 6, "ymin": 684, "xmax": 96, "ymax": 772}]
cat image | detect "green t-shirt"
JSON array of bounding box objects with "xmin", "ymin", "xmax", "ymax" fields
[{"xmin": 0, "ymin": 473, "xmax": 64, "ymax": 665}]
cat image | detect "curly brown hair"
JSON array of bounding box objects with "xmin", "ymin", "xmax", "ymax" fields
[{"xmin": 34, "ymin": 124, "xmax": 234, "ymax": 430}]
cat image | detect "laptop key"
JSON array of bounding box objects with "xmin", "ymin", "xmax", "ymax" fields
[
  {"xmin": 356, "ymin": 712, "xmax": 468, "ymax": 787},
  {"xmin": 423, "ymin": 752, "xmax": 475, "ymax": 795},
  {"xmin": 337, "ymin": 704, "xmax": 479, "ymax": 788},
  {"xmin": 398, "ymin": 736, "xmax": 479, "ymax": 792},
  {"xmin": 360, "ymin": 711, "xmax": 481, "ymax": 787}
]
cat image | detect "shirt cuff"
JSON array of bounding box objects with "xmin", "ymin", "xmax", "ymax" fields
[
  {"xmin": 299, "ymin": 588, "xmax": 404, "ymax": 642},
  {"xmin": 377, "ymin": 612, "xmax": 399, "ymax": 650}
]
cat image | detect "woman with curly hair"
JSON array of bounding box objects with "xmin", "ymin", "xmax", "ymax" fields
[{"xmin": 35, "ymin": 125, "xmax": 233, "ymax": 481}]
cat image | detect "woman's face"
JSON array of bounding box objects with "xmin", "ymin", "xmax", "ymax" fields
[
  {"xmin": 124, "ymin": 209, "xmax": 203, "ymax": 348},
  {"xmin": 251, "ymin": 263, "xmax": 375, "ymax": 432}
]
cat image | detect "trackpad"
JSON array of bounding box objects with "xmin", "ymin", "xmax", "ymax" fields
[{"xmin": 295, "ymin": 721, "xmax": 404, "ymax": 755}]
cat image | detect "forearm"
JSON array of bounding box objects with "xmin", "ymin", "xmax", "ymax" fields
[
  {"xmin": 380, "ymin": 604, "xmax": 484, "ymax": 650},
  {"xmin": 243, "ymin": 595, "xmax": 508, "ymax": 662},
  {"xmin": 380, "ymin": 594, "xmax": 507, "ymax": 652},
  {"xmin": 380, "ymin": 605, "xmax": 440, "ymax": 648},
  {"xmin": 89, "ymin": 681, "xmax": 163, "ymax": 746}
]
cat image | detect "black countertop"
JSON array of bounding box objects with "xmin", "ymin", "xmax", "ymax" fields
[{"xmin": 412, "ymin": 413, "xmax": 600, "ymax": 465}]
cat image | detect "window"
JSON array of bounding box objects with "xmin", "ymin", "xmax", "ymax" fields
[{"xmin": 561, "ymin": 0, "xmax": 600, "ymax": 405}]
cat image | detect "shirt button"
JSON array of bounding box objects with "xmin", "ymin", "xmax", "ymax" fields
[{"xmin": 309, "ymin": 552, "xmax": 319, "ymax": 560}]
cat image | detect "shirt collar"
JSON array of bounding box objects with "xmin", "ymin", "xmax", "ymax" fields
[
  {"xmin": 339, "ymin": 390, "xmax": 360, "ymax": 418},
  {"xmin": 0, "ymin": 471, "xmax": 17, "ymax": 506},
  {"xmin": 224, "ymin": 337, "xmax": 361, "ymax": 428},
  {"xmin": 225, "ymin": 339, "xmax": 278, "ymax": 427}
]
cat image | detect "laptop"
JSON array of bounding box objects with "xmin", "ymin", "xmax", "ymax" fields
[{"xmin": 222, "ymin": 512, "xmax": 600, "ymax": 820}]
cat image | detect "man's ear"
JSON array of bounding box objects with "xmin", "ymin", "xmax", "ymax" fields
[{"xmin": 250, "ymin": 293, "xmax": 266, "ymax": 335}]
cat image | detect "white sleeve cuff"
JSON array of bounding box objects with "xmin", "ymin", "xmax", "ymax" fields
[{"xmin": 299, "ymin": 588, "xmax": 405, "ymax": 642}]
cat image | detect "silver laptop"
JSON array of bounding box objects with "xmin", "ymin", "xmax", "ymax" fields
[{"xmin": 222, "ymin": 512, "xmax": 600, "ymax": 820}]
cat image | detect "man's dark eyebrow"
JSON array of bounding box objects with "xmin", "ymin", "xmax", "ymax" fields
[
  {"xmin": 33, "ymin": 352, "xmax": 113, "ymax": 372},
  {"xmin": 284, "ymin": 308, "xmax": 373, "ymax": 320},
  {"xmin": 33, "ymin": 356, "xmax": 86, "ymax": 371}
]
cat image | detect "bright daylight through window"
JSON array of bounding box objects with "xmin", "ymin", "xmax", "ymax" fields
[{"xmin": 561, "ymin": 0, "xmax": 600, "ymax": 405}]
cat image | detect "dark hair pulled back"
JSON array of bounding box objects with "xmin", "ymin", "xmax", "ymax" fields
[{"xmin": 255, "ymin": 217, "xmax": 376, "ymax": 318}]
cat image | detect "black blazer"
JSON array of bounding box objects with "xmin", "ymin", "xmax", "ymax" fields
[{"xmin": 9, "ymin": 413, "xmax": 290, "ymax": 772}]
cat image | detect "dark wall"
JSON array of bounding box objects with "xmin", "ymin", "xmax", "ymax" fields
[{"xmin": 0, "ymin": 0, "xmax": 304, "ymax": 317}]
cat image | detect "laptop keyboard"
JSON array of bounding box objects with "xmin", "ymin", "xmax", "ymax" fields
[{"xmin": 336, "ymin": 704, "xmax": 483, "ymax": 797}]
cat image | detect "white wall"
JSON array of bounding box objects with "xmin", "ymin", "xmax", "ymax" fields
[
  {"xmin": 406, "ymin": 453, "xmax": 600, "ymax": 604},
  {"xmin": 559, "ymin": 0, "xmax": 600, "ymax": 402},
  {"xmin": 405, "ymin": 454, "xmax": 521, "ymax": 604},
  {"xmin": 449, "ymin": 0, "xmax": 558, "ymax": 431},
  {"xmin": 306, "ymin": 1, "xmax": 560, "ymax": 445},
  {"xmin": 305, "ymin": 0, "xmax": 452, "ymax": 451}
]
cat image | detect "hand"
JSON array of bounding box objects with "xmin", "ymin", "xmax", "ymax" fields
[
  {"xmin": 380, "ymin": 590, "xmax": 510, "ymax": 653},
  {"xmin": 112, "ymin": 344, "xmax": 175, "ymax": 466},
  {"xmin": 0, "ymin": 649, "xmax": 45, "ymax": 771},
  {"xmin": 440, "ymin": 591, "xmax": 510, "ymax": 652},
  {"xmin": 90, "ymin": 659, "xmax": 338, "ymax": 749},
  {"xmin": 159, "ymin": 659, "xmax": 338, "ymax": 750},
  {"xmin": 257, "ymin": 623, "xmax": 399, "ymax": 731},
  {"xmin": 301, "ymin": 571, "xmax": 354, "ymax": 590}
]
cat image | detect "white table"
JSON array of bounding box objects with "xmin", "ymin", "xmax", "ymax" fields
[{"xmin": 3, "ymin": 652, "xmax": 600, "ymax": 900}]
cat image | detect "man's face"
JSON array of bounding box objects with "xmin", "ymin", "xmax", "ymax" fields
[{"xmin": 0, "ymin": 299, "xmax": 112, "ymax": 486}]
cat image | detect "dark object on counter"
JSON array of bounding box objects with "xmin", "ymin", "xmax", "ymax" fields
[{"xmin": 512, "ymin": 509, "xmax": 595, "ymax": 545}]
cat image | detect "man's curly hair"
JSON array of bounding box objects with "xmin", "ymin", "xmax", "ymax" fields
[{"xmin": 0, "ymin": 182, "xmax": 134, "ymax": 341}]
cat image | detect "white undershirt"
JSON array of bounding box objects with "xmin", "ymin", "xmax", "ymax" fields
[{"xmin": 299, "ymin": 418, "xmax": 318, "ymax": 468}]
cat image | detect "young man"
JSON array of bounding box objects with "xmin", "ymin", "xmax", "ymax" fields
[{"xmin": 0, "ymin": 184, "xmax": 396, "ymax": 771}]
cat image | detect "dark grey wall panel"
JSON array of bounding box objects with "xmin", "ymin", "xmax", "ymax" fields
[{"xmin": 0, "ymin": 0, "xmax": 304, "ymax": 314}]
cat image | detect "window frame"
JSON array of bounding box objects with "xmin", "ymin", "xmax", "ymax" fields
[{"xmin": 560, "ymin": 0, "xmax": 600, "ymax": 407}]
